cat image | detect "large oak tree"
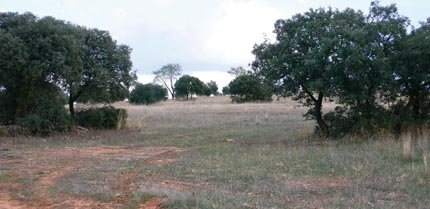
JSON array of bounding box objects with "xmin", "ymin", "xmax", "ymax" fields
[{"xmin": 0, "ymin": 12, "xmax": 136, "ymax": 120}]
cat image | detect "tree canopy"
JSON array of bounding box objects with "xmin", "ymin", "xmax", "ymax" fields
[
  {"xmin": 204, "ymin": 80, "xmax": 219, "ymax": 96},
  {"xmin": 174, "ymin": 75, "xmax": 205, "ymax": 99},
  {"xmin": 0, "ymin": 12, "xmax": 136, "ymax": 132},
  {"xmin": 129, "ymin": 83, "xmax": 167, "ymax": 105},
  {"xmin": 228, "ymin": 75, "xmax": 272, "ymax": 103},
  {"xmin": 252, "ymin": 1, "xmax": 423, "ymax": 137}
]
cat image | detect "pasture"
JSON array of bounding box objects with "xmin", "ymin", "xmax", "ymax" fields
[{"xmin": 0, "ymin": 96, "xmax": 429, "ymax": 209}]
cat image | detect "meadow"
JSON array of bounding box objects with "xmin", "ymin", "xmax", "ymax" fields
[{"xmin": 0, "ymin": 96, "xmax": 429, "ymax": 209}]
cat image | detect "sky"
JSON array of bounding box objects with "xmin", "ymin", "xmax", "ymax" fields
[{"xmin": 1, "ymin": 0, "xmax": 429, "ymax": 88}]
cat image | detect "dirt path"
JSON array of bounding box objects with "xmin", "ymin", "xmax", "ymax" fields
[
  {"xmin": 0, "ymin": 146, "xmax": 182, "ymax": 209},
  {"xmin": 0, "ymin": 191, "xmax": 24, "ymax": 209}
]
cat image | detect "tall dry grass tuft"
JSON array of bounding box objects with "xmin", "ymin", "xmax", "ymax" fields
[
  {"xmin": 424, "ymin": 154, "xmax": 428, "ymax": 173},
  {"xmin": 402, "ymin": 131, "xmax": 413, "ymax": 160},
  {"xmin": 417, "ymin": 130, "xmax": 430, "ymax": 173}
]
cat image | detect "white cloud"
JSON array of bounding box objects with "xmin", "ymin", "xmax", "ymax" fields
[
  {"xmin": 112, "ymin": 8, "xmax": 127, "ymax": 18},
  {"xmin": 204, "ymin": 0, "xmax": 280, "ymax": 65},
  {"xmin": 137, "ymin": 73, "xmax": 155, "ymax": 84},
  {"xmin": 294, "ymin": 0, "xmax": 308, "ymax": 4}
]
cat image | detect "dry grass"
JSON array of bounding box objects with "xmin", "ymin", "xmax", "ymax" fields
[{"xmin": 0, "ymin": 96, "xmax": 429, "ymax": 209}]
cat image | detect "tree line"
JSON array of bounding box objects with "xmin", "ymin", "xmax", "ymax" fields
[
  {"xmin": 131, "ymin": 64, "xmax": 220, "ymax": 104},
  {"xmin": 1, "ymin": 1, "xmax": 428, "ymax": 138}
]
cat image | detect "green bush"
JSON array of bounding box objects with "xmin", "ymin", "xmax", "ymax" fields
[
  {"xmin": 13, "ymin": 86, "xmax": 72, "ymax": 135},
  {"xmin": 0, "ymin": 91, "xmax": 16, "ymax": 125},
  {"xmin": 16, "ymin": 114, "xmax": 52, "ymax": 135},
  {"xmin": 228, "ymin": 75, "xmax": 272, "ymax": 103},
  {"xmin": 129, "ymin": 83, "xmax": 167, "ymax": 105},
  {"xmin": 0, "ymin": 125, "xmax": 30, "ymax": 137},
  {"xmin": 75, "ymin": 106, "xmax": 127, "ymax": 129}
]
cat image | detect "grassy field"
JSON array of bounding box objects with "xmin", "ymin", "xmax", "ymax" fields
[{"xmin": 0, "ymin": 96, "xmax": 429, "ymax": 209}]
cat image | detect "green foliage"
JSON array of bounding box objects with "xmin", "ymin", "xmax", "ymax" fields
[
  {"xmin": 252, "ymin": 1, "xmax": 423, "ymax": 137},
  {"xmin": 153, "ymin": 64, "xmax": 182, "ymax": 99},
  {"xmin": 0, "ymin": 12, "xmax": 135, "ymax": 135},
  {"xmin": 391, "ymin": 20, "xmax": 430, "ymax": 129},
  {"xmin": 228, "ymin": 75, "xmax": 272, "ymax": 103},
  {"xmin": 222, "ymin": 86, "xmax": 230, "ymax": 95},
  {"xmin": 0, "ymin": 12, "xmax": 137, "ymax": 119},
  {"xmin": 75, "ymin": 106, "xmax": 127, "ymax": 130},
  {"xmin": 1, "ymin": 82, "xmax": 71, "ymax": 135},
  {"xmin": 15, "ymin": 87, "xmax": 72, "ymax": 136},
  {"xmin": 129, "ymin": 83, "xmax": 167, "ymax": 105},
  {"xmin": 204, "ymin": 81, "xmax": 218, "ymax": 96},
  {"xmin": 0, "ymin": 91, "xmax": 16, "ymax": 124},
  {"xmin": 61, "ymin": 28, "xmax": 136, "ymax": 115},
  {"xmin": 253, "ymin": 7, "xmax": 366, "ymax": 136},
  {"xmin": 16, "ymin": 114, "xmax": 52, "ymax": 135},
  {"xmin": 174, "ymin": 75, "xmax": 206, "ymax": 99}
]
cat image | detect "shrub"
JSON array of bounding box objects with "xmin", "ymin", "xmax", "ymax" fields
[
  {"xmin": 16, "ymin": 114, "xmax": 52, "ymax": 135},
  {"xmin": 75, "ymin": 106, "xmax": 127, "ymax": 129},
  {"xmin": 130, "ymin": 83, "xmax": 167, "ymax": 105},
  {"xmin": 13, "ymin": 86, "xmax": 72, "ymax": 135},
  {"xmin": 322, "ymin": 106, "xmax": 396, "ymax": 138},
  {"xmin": 228, "ymin": 75, "xmax": 272, "ymax": 103},
  {"xmin": 0, "ymin": 125, "xmax": 30, "ymax": 137}
]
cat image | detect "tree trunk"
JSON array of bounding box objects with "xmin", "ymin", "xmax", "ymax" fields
[
  {"xmin": 170, "ymin": 78, "xmax": 175, "ymax": 99},
  {"xmin": 315, "ymin": 96, "xmax": 330, "ymax": 138},
  {"xmin": 69, "ymin": 97, "xmax": 75, "ymax": 117},
  {"xmin": 304, "ymin": 89, "xmax": 330, "ymax": 138},
  {"xmin": 412, "ymin": 98, "xmax": 421, "ymax": 121},
  {"xmin": 406, "ymin": 91, "xmax": 421, "ymax": 121}
]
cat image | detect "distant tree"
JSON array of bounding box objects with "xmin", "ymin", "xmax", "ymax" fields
[
  {"xmin": 228, "ymin": 75, "xmax": 272, "ymax": 103},
  {"xmin": 222, "ymin": 86, "xmax": 230, "ymax": 95},
  {"xmin": 129, "ymin": 83, "xmax": 167, "ymax": 105},
  {"xmin": 174, "ymin": 75, "xmax": 205, "ymax": 99},
  {"xmin": 153, "ymin": 64, "xmax": 182, "ymax": 99},
  {"xmin": 204, "ymin": 80, "xmax": 218, "ymax": 96},
  {"xmin": 228, "ymin": 66, "xmax": 250, "ymax": 77}
]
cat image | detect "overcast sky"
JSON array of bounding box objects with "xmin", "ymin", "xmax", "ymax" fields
[{"xmin": 1, "ymin": 0, "xmax": 429, "ymax": 88}]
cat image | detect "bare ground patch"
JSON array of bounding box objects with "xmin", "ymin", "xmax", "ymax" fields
[{"xmin": 0, "ymin": 145, "xmax": 183, "ymax": 208}]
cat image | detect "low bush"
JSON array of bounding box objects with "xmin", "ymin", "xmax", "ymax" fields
[
  {"xmin": 228, "ymin": 75, "xmax": 273, "ymax": 103},
  {"xmin": 129, "ymin": 83, "xmax": 167, "ymax": 105},
  {"xmin": 15, "ymin": 97, "xmax": 72, "ymax": 135},
  {"xmin": 16, "ymin": 114, "xmax": 52, "ymax": 135},
  {"xmin": 75, "ymin": 106, "xmax": 127, "ymax": 130},
  {"xmin": 0, "ymin": 125, "xmax": 30, "ymax": 137}
]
